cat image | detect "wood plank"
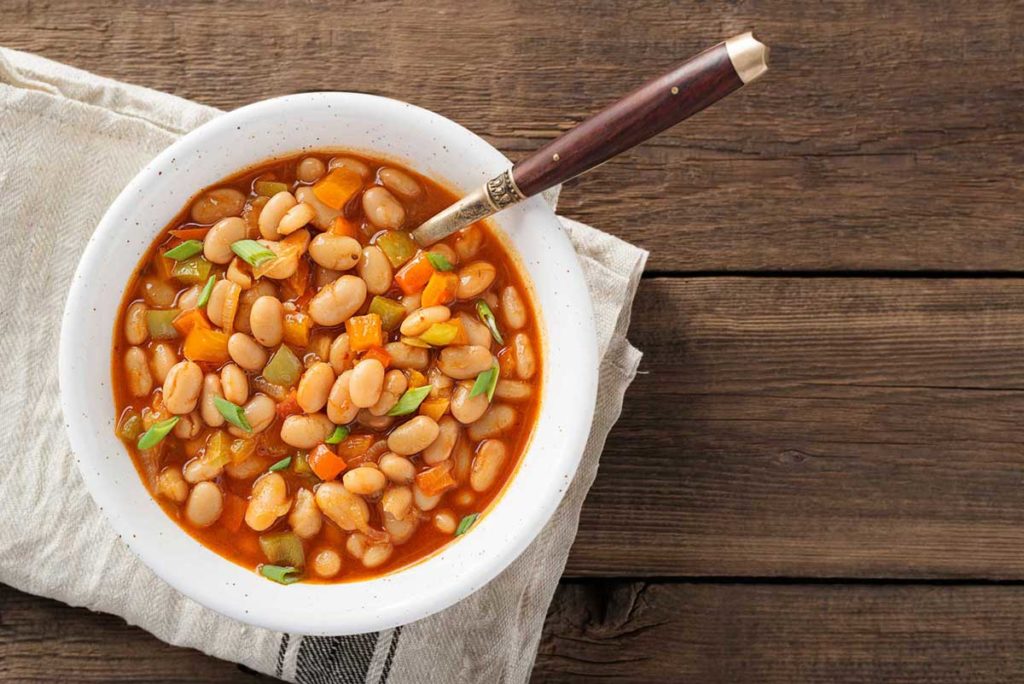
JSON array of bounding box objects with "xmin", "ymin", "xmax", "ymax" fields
[
  {"xmin": 535, "ymin": 580, "xmax": 1024, "ymax": 683},
  {"xmin": 1, "ymin": 1, "xmax": 1021, "ymax": 270},
  {"xmin": 566, "ymin": 277, "xmax": 1024, "ymax": 579},
  {"xmin": 8, "ymin": 579, "xmax": 1024, "ymax": 684},
  {"xmin": 0, "ymin": 585, "xmax": 274, "ymax": 683}
]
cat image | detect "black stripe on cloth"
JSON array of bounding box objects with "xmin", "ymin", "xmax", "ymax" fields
[
  {"xmin": 276, "ymin": 634, "xmax": 291, "ymax": 678},
  {"xmin": 380, "ymin": 626, "xmax": 402, "ymax": 683},
  {"xmin": 295, "ymin": 632, "xmax": 379, "ymax": 684}
]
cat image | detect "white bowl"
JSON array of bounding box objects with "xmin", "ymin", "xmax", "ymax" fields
[{"xmin": 59, "ymin": 93, "xmax": 597, "ymax": 635}]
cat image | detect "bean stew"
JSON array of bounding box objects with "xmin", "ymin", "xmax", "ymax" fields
[{"xmin": 112, "ymin": 152, "xmax": 541, "ymax": 584}]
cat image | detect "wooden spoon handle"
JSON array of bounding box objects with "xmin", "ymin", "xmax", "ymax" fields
[{"xmin": 510, "ymin": 32, "xmax": 768, "ymax": 197}]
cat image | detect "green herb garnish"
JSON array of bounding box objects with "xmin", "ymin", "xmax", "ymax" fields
[
  {"xmin": 386, "ymin": 385, "xmax": 432, "ymax": 416},
  {"xmin": 469, "ymin": 362, "xmax": 499, "ymax": 401},
  {"xmin": 269, "ymin": 456, "xmax": 292, "ymax": 472},
  {"xmin": 231, "ymin": 239, "xmax": 276, "ymax": 267},
  {"xmin": 213, "ymin": 396, "xmax": 252, "ymax": 432},
  {"xmin": 259, "ymin": 564, "xmax": 302, "ymax": 585},
  {"xmin": 163, "ymin": 239, "xmax": 204, "ymax": 261},
  {"xmin": 136, "ymin": 416, "xmax": 180, "ymax": 450},
  {"xmin": 455, "ymin": 513, "xmax": 479, "ymax": 536},
  {"xmin": 475, "ymin": 300, "xmax": 504, "ymax": 345},
  {"xmin": 325, "ymin": 425, "xmax": 350, "ymax": 445},
  {"xmin": 426, "ymin": 251, "xmax": 453, "ymax": 271},
  {"xmin": 197, "ymin": 275, "xmax": 216, "ymax": 309}
]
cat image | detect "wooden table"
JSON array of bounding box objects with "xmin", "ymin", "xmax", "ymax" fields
[{"xmin": 4, "ymin": 1, "xmax": 1023, "ymax": 681}]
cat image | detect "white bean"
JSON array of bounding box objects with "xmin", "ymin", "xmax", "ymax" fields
[
  {"xmin": 309, "ymin": 275, "xmax": 366, "ymax": 326},
  {"xmin": 327, "ymin": 370, "xmax": 359, "ymax": 424},
  {"xmin": 245, "ymin": 472, "xmax": 290, "ymax": 531},
  {"xmin": 309, "ymin": 233, "xmax": 361, "ymax": 271},
  {"xmin": 297, "ymin": 362, "xmax": 335, "ymax": 413},
  {"xmin": 513, "ymin": 332, "xmax": 536, "ymax": 380},
  {"xmin": 125, "ymin": 346, "xmax": 153, "ymax": 397},
  {"xmin": 387, "ymin": 415, "xmax": 440, "ymax": 456},
  {"xmin": 423, "ymin": 415, "xmax": 461, "ymax": 464},
  {"xmin": 316, "ymin": 481, "xmax": 369, "ymax": 531},
  {"xmin": 500, "ymin": 286, "xmax": 527, "ymax": 330},
  {"xmin": 249, "ymin": 296, "xmax": 284, "ymax": 347},
  {"xmin": 201, "ymin": 373, "xmax": 225, "ymax": 427},
  {"xmin": 227, "ymin": 394, "xmax": 276, "ymax": 437},
  {"xmin": 277, "ymin": 202, "xmax": 316, "ymax": 236},
  {"xmin": 384, "ymin": 342, "xmax": 429, "ymax": 370},
  {"xmin": 124, "ymin": 302, "xmax": 148, "ymax": 345},
  {"xmin": 228, "ymin": 332, "xmax": 268, "ymax": 371},
  {"xmin": 467, "ymin": 404, "xmax": 517, "ymax": 441},
  {"xmin": 204, "ymin": 217, "xmax": 246, "ymax": 264},
  {"xmin": 258, "ymin": 191, "xmax": 297, "ymax": 240},
  {"xmin": 349, "ymin": 359, "xmax": 385, "ymax": 408},
  {"xmin": 450, "ymin": 381, "xmax": 489, "ymax": 424},
  {"xmin": 357, "ymin": 246, "xmax": 393, "ymax": 295},
  {"xmin": 456, "ymin": 261, "xmax": 496, "ymax": 299},
  {"xmin": 149, "ymin": 342, "xmax": 178, "ymax": 384},
  {"xmin": 379, "ymin": 454, "xmax": 416, "ymax": 485},
  {"xmin": 470, "ymin": 439, "xmax": 507, "ymax": 492},
  {"xmin": 280, "ymin": 412, "xmax": 333, "ymax": 449},
  {"xmin": 185, "ymin": 481, "xmax": 224, "ymax": 527},
  {"xmin": 362, "ymin": 186, "xmax": 405, "ymax": 229},
  {"xmin": 400, "ymin": 305, "xmax": 451, "ymax": 337},
  {"xmin": 437, "ymin": 345, "xmax": 494, "ymax": 379},
  {"xmin": 163, "ymin": 360, "xmax": 202, "ymax": 414},
  {"xmin": 289, "ymin": 488, "xmax": 322, "ymax": 539},
  {"xmin": 156, "ymin": 468, "xmax": 188, "ymax": 503}
]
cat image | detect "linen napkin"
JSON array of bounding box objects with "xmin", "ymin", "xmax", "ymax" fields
[{"xmin": 0, "ymin": 47, "xmax": 646, "ymax": 683}]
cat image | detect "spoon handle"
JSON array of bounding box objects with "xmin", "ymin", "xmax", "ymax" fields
[
  {"xmin": 412, "ymin": 32, "xmax": 768, "ymax": 245},
  {"xmin": 512, "ymin": 32, "xmax": 768, "ymax": 197}
]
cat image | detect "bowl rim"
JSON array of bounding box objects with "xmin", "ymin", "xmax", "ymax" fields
[{"xmin": 59, "ymin": 91, "xmax": 598, "ymax": 634}]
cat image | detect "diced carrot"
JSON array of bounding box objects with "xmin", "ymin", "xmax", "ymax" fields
[
  {"xmin": 283, "ymin": 311, "xmax": 313, "ymax": 347},
  {"xmin": 421, "ymin": 271, "xmax": 459, "ymax": 307},
  {"xmin": 281, "ymin": 257, "xmax": 310, "ymax": 302},
  {"xmin": 275, "ymin": 390, "xmax": 303, "ymax": 419},
  {"xmin": 220, "ymin": 493, "xmax": 247, "ymax": 533},
  {"xmin": 498, "ymin": 346, "xmax": 516, "ymax": 378},
  {"xmin": 394, "ymin": 252, "xmax": 435, "ymax": 295},
  {"xmin": 416, "ymin": 461, "xmax": 456, "ymax": 497},
  {"xmin": 169, "ymin": 227, "xmax": 211, "ymax": 241},
  {"xmin": 220, "ymin": 281, "xmax": 242, "ymax": 335},
  {"xmin": 407, "ymin": 369, "xmax": 428, "ymax": 388},
  {"xmin": 419, "ymin": 397, "xmax": 450, "ymax": 422},
  {"xmin": 345, "ymin": 314, "xmax": 383, "ymax": 352},
  {"xmin": 172, "ymin": 308, "xmax": 211, "ymax": 337},
  {"xmin": 308, "ymin": 444, "xmax": 347, "ymax": 481},
  {"xmin": 363, "ymin": 345, "xmax": 391, "ymax": 369},
  {"xmin": 336, "ymin": 434, "xmax": 375, "ymax": 462},
  {"xmin": 183, "ymin": 327, "xmax": 230, "ymax": 364},
  {"xmin": 329, "ymin": 216, "xmax": 360, "ymax": 238},
  {"xmin": 312, "ymin": 167, "xmax": 363, "ymax": 210}
]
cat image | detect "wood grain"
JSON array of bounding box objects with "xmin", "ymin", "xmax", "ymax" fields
[
  {"xmin": 1, "ymin": 0, "xmax": 1022, "ymax": 270},
  {"xmin": 9, "ymin": 580, "xmax": 1024, "ymax": 684},
  {"xmin": 565, "ymin": 277, "xmax": 1024, "ymax": 579},
  {"xmin": 535, "ymin": 580, "xmax": 1024, "ymax": 683}
]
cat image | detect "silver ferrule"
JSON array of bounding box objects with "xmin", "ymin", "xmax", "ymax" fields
[{"xmin": 411, "ymin": 168, "xmax": 526, "ymax": 246}]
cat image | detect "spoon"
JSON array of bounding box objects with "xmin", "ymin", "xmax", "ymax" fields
[{"xmin": 411, "ymin": 31, "xmax": 769, "ymax": 246}]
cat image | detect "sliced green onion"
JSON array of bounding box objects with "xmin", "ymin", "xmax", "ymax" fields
[
  {"xmin": 254, "ymin": 180, "xmax": 290, "ymax": 197},
  {"xmin": 475, "ymin": 300, "xmax": 504, "ymax": 344},
  {"xmin": 196, "ymin": 275, "xmax": 216, "ymax": 309},
  {"xmin": 231, "ymin": 239, "xmax": 276, "ymax": 268},
  {"xmin": 455, "ymin": 513, "xmax": 479, "ymax": 536},
  {"xmin": 214, "ymin": 396, "xmax": 252, "ymax": 432},
  {"xmin": 163, "ymin": 239, "xmax": 204, "ymax": 261},
  {"xmin": 426, "ymin": 251, "xmax": 453, "ymax": 271},
  {"xmin": 269, "ymin": 456, "xmax": 292, "ymax": 472},
  {"xmin": 259, "ymin": 564, "xmax": 302, "ymax": 585},
  {"xmin": 137, "ymin": 416, "xmax": 180, "ymax": 450},
  {"xmin": 325, "ymin": 425, "xmax": 350, "ymax": 445},
  {"xmin": 469, "ymin": 362, "xmax": 499, "ymax": 401},
  {"xmin": 386, "ymin": 385, "xmax": 432, "ymax": 417}
]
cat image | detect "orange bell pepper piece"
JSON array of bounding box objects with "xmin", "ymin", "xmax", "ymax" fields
[
  {"xmin": 169, "ymin": 227, "xmax": 211, "ymax": 241},
  {"xmin": 363, "ymin": 345, "xmax": 391, "ymax": 368},
  {"xmin": 345, "ymin": 313, "xmax": 383, "ymax": 352},
  {"xmin": 336, "ymin": 434, "xmax": 375, "ymax": 462},
  {"xmin": 329, "ymin": 216, "xmax": 360, "ymax": 238},
  {"xmin": 183, "ymin": 327, "xmax": 230, "ymax": 364},
  {"xmin": 308, "ymin": 444, "xmax": 347, "ymax": 481},
  {"xmin": 407, "ymin": 369, "xmax": 428, "ymax": 388},
  {"xmin": 421, "ymin": 271, "xmax": 459, "ymax": 307},
  {"xmin": 283, "ymin": 311, "xmax": 313, "ymax": 347},
  {"xmin": 275, "ymin": 390, "xmax": 303, "ymax": 419},
  {"xmin": 172, "ymin": 308, "xmax": 211, "ymax": 337},
  {"xmin": 416, "ymin": 461, "xmax": 456, "ymax": 497},
  {"xmin": 394, "ymin": 252, "xmax": 435, "ymax": 295},
  {"xmin": 312, "ymin": 167, "xmax": 363, "ymax": 210},
  {"xmin": 418, "ymin": 397, "xmax": 450, "ymax": 422}
]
